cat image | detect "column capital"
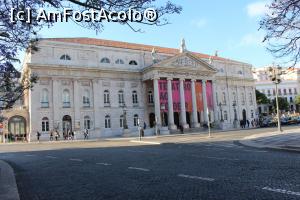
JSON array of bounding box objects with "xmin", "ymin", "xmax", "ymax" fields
[
  {"xmin": 191, "ymin": 79, "xmax": 197, "ymax": 82},
  {"xmin": 202, "ymin": 79, "xmax": 207, "ymax": 84},
  {"xmin": 152, "ymin": 76, "xmax": 160, "ymax": 80},
  {"xmin": 179, "ymin": 77, "xmax": 185, "ymax": 81},
  {"xmin": 167, "ymin": 77, "xmax": 173, "ymax": 81}
]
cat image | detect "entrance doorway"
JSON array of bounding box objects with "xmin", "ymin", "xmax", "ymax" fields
[
  {"xmin": 174, "ymin": 112, "xmax": 180, "ymax": 128},
  {"xmin": 186, "ymin": 112, "xmax": 191, "ymax": 128},
  {"xmin": 62, "ymin": 115, "xmax": 72, "ymax": 133},
  {"xmin": 149, "ymin": 113, "xmax": 155, "ymax": 128},
  {"xmin": 242, "ymin": 109, "xmax": 247, "ymax": 121},
  {"xmin": 8, "ymin": 116, "xmax": 26, "ymax": 141}
]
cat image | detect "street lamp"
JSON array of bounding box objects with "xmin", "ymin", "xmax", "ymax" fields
[
  {"xmin": 218, "ymin": 102, "xmax": 224, "ymax": 122},
  {"xmin": 232, "ymin": 101, "xmax": 238, "ymax": 128},
  {"xmin": 268, "ymin": 65, "xmax": 283, "ymax": 132},
  {"xmin": 122, "ymin": 103, "xmax": 129, "ymax": 133},
  {"xmin": 160, "ymin": 103, "xmax": 166, "ymax": 127}
]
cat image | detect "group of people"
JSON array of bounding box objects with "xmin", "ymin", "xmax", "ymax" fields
[
  {"xmin": 36, "ymin": 129, "xmax": 89, "ymax": 142},
  {"xmin": 239, "ymin": 119, "xmax": 258, "ymax": 128}
]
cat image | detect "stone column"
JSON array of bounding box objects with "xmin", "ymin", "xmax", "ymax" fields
[
  {"xmin": 179, "ymin": 78, "xmax": 189, "ymax": 129},
  {"xmin": 52, "ymin": 79, "xmax": 60, "ymax": 131},
  {"xmin": 73, "ymin": 80, "xmax": 80, "ymax": 130},
  {"xmin": 92, "ymin": 80, "xmax": 98, "ymax": 130},
  {"xmin": 191, "ymin": 79, "xmax": 200, "ymax": 128},
  {"xmin": 202, "ymin": 80, "xmax": 208, "ymax": 123},
  {"xmin": 212, "ymin": 80, "xmax": 218, "ymax": 122},
  {"xmin": 153, "ymin": 78, "xmax": 161, "ymax": 127},
  {"xmin": 167, "ymin": 78, "xmax": 176, "ymax": 130}
]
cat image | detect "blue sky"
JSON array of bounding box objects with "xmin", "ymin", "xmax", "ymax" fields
[{"xmin": 19, "ymin": 0, "xmax": 273, "ymax": 68}]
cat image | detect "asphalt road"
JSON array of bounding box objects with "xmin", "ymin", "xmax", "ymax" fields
[{"xmin": 1, "ymin": 128, "xmax": 300, "ymax": 200}]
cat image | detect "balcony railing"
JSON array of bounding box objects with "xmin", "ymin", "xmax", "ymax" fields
[
  {"xmin": 41, "ymin": 102, "xmax": 49, "ymax": 108},
  {"xmin": 63, "ymin": 102, "xmax": 71, "ymax": 108},
  {"xmin": 83, "ymin": 102, "xmax": 90, "ymax": 108}
]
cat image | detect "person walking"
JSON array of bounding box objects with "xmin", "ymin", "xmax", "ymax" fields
[
  {"xmin": 36, "ymin": 131, "xmax": 41, "ymax": 142},
  {"xmin": 246, "ymin": 120, "xmax": 250, "ymax": 128},
  {"xmin": 55, "ymin": 130, "xmax": 59, "ymax": 141},
  {"xmin": 50, "ymin": 131, "xmax": 53, "ymax": 141}
]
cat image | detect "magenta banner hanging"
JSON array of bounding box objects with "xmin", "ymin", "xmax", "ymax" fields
[
  {"xmin": 158, "ymin": 80, "xmax": 168, "ymax": 111},
  {"xmin": 184, "ymin": 81, "xmax": 192, "ymax": 112},
  {"xmin": 172, "ymin": 80, "xmax": 181, "ymax": 112},
  {"xmin": 206, "ymin": 81, "xmax": 213, "ymax": 110}
]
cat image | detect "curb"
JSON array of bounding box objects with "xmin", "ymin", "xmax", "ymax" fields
[
  {"xmin": 129, "ymin": 140, "xmax": 161, "ymax": 145},
  {"xmin": 0, "ymin": 160, "xmax": 20, "ymax": 200},
  {"xmin": 236, "ymin": 140, "xmax": 300, "ymax": 153}
]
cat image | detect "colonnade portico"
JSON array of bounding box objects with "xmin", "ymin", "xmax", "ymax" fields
[{"xmin": 152, "ymin": 76, "xmax": 212, "ymax": 130}]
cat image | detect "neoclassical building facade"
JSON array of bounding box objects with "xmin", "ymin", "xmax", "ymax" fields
[{"xmin": 4, "ymin": 38, "xmax": 257, "ymax": 141}]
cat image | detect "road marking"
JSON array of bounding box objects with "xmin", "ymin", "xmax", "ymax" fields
[
  {"xmin": 127, "ymin": 150, "xmax": 145, "ymax": 153},
  {"xmin": 130, "ymin": 140, "xmax": 161, "ymax": 145},
  {"xmin": 25, "ymin": 154, "xmax": 36, "ymax": 157},
  {"xmin": 96, "ymin": 162, "xmax": 112, "ymax": 166},
  {"xmin": 178, "ymin": 174, "xmax": 215, "ymax": 182},
  {"xmin": 69, "ymin": 158, "xmax": 83, "ymax": 162},
  {"xmin": 243, "ymin": 150, "xmax": 268, "ymax": 153},
  {"xmin": 46, "ymin": 156, "xmax": 57, "ymax": 159},
  {"xmin": 262, "ymin": 186, "xmax": 300, "ymax": 196},
  {"xmin": 206, "ymin": 156, "xmax": 239, "ymax": 161},
  {"xmin": 128, "ymin": 167, "xmax": 150, "ymax": 172},
  {"xmin": 191, "ymin": 155, "xmax": 239, "ymax": 161}
]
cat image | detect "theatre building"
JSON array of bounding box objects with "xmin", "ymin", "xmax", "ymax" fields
[{"xmin": 3, "ymin": 38, "xmax": 257, "ymax": 141}]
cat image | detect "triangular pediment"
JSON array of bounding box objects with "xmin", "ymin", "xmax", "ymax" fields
[{"xmin": 149, "ymin": 52, "xmax": 217, "ymax": 73}]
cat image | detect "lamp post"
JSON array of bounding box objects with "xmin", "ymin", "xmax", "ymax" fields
[
  {"xmin": 122, "ymin": 103, "xmax": 129, "ymax": 134},
  {"xmin": 160, "ymin": 103, "xmax": 166, "ymax": 127},
  {"xmin": 232, "ymin": 101, "xmax": 238, "ymax": 128},
  {"xmin": 268, "ymin": 65, "xmax": 283, "ymax": 133},
  {"xmin": 207, "ymin": 108, "xmax": 211, "ymax": 138},
  {"xmin": 218, "ymin": 102, "xmax": 224, "ymax": 122}
]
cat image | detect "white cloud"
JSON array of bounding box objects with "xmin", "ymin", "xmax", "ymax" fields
[
  {"xmin": 190, "ymin": 18, "xmax": 207, "ymax": 29},
  {"xmin": 247, "ymin": 1, "xmax": 269, "ymax": 17},
  {"xmin": 239, "ymin": 32, "xmax": 265, "ymax": 47}
]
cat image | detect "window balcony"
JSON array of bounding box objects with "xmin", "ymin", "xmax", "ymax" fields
[
  {"xmin": 104, "ymin": 103, "xmax": 111, "ymax": 107},
  {"xmin": 133, "ymin": 102, "xmax": 139, "ymax": 107},
  {"xmin": 83, "ymin": 102, "xmax": 90, "ymax": 108},
  {"xmin": 63, "ymin": 102, "xmax": 71, "ymax": 108},
  {"xmin": 41, "ymin": 102, "xmax": 49, "ymax": 108}
]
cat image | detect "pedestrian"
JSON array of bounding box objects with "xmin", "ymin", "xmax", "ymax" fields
[
  {"xmin": 37, "ymin": 131, "xmax": 41, "ymax": 142},
  {"xmin": 50, "ymin": 131, "xmax": 53, "ymax": 141},
  {"xmin": 143, "ymin": 122, "xmax": 147, "ymax": 130},
  {"xmin": 55, "ymin": 131, "xmax": 59, "ymax": 141},
  {"xmin": 246, "ymin": 120, "xmax": 250, "ymax": 128},
  {"xmin": 71, "ymin": 131, "xmax": 74, "ymax": 140},
  {"xmin": 84, "ymin": 129, "xmax": 89, "ymax": 140}
]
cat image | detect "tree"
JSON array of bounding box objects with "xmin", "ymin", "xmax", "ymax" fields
[
  {"xmin": 260, "ymin": 0, "xmax": 300, "ymax": 66},
  {"xmin": 272, "ymin": 97, "xmax": 289, "ymax": 111},
  {"xmin": 295, "ymin": 94, "xmax": 300, "ymax": 104},
  {"xmin": 0, "ymin": 0, "xmax": 181, "ymax": 112},
  {"xmin": 256, "ymin": 90, "xmax": 270, "ymax": 104}
]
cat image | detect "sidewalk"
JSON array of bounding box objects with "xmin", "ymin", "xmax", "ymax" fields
[
  {"xmin": 239, "ymin": 128, "xmax": 300, "ymax": 152},
  {"xmin": 0, "ymin": 160, "xmax": 20, "ymax": 200}
]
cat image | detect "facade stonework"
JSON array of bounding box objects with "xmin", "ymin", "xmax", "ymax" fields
[{"xmin": 4, "ymin": 38, "xmax": 257, "ymax": 141}]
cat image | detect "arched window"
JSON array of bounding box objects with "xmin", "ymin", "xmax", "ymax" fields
[
  {"xmin": 232, "ymin": 92, "xmax": 236, "ymax": 103},
  {"xmin": 129, "ymin": 60, "xmax": 138, "ymax": 65},
  {"xmin": 249, "ymin": 92, "xmax": 253, "ymax": 105},
  {"xmin": 83, "ymin": 89, "xmax": 90, "ymax": 107},
  {"xmin": 84, "ymin": 116, "xmax": 91, "ymax": 130},
  {"xmin": 118, "ymin": 90, "xmax": 124, "ymax": 104},
  {"xmin": 222, "ymin": 92, "xmax": 226, "ymax": 105},
  {"xmin": 42, "ymin": 117, "xmax": 49, "ymax": 132},
  {"xmin": 241, "ymin": 92, "xmax": 245, "ymax": 105},
  {"xmin": 115, "ymin": 59, "xmax": 124, "ymax": 64},
  {"xmin": 224, "ymin": 111, "xmax": 228, "ymax": 121},
  {"xmin": 105, "ymin": 115, "xmax": 111, "ymax": 128},
  {"xmin": 120, "ymin": 115, "xmax": 124, "ymax": 128},
  {"xmin": 104, "ymin": 90, "xmax": 110, "ymax": 104},
  {"xmin": 60, "ymin": 54, "xmax": 71, "ymax": 60},
  {"xmin": 133, "ymin": 114, "xmax": 139, "ymax": 126},
  {"xmin": 101, "ymin": 57, "xmax": 110, "ymax": 64},
  {"xmin": 148, "ymin": 91, "xmax": 154, "ymax": 104},
  {"xmin": 132, "ymin": 91, "xmax": 138, "ymax": 104},
  {"xmin": 62, "ymin": 89, "xmax": 70, "ymax": 108},
  {"xmin": 41, "ymin": 89, "xmax": 49, "ymax": 108}
]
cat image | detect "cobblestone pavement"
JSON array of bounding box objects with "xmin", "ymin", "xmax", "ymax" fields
[{"xmin": 0, "ymin": 128, "xmax": 300, "ymax": 200}]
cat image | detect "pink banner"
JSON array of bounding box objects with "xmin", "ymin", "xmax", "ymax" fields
[
  {"xmin": 172, "ymin": 80, "xmax": 181, "ymax": 112},
  {"xmin": 206, "ymin": 81, "xmax": 213, "ymax": 110},
  {"xmin": 184, "ymin": 81, "xmax": 192, "ymax": 112},
  {"xmin": 158, "ymin": 80, "xmax": 168, "ymax": 112}
]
